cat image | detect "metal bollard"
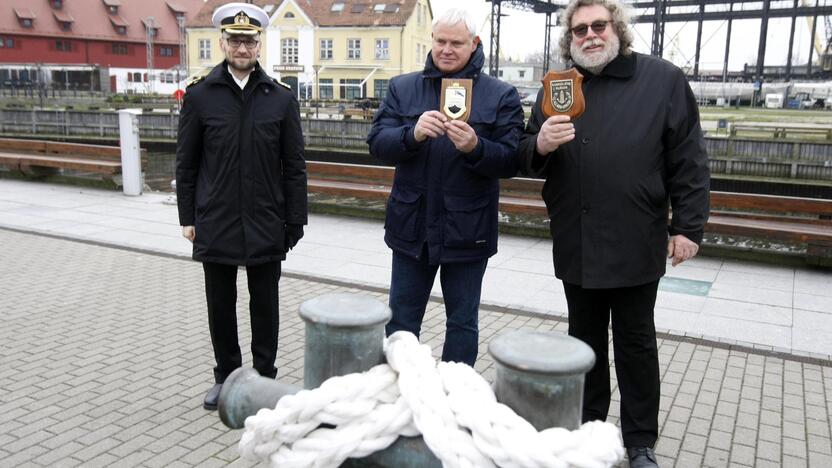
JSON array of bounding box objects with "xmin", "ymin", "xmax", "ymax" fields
[
  {"xmin": 489, "ymin": 329, "xmax": 595, "ymax": 431},
  {"xmin": 299, "ymin": 293, "xmax": 391, "ymax": 389},
  {"xmin": 219, "ymin": 294, "xmax": 596, "ymax": 466}
]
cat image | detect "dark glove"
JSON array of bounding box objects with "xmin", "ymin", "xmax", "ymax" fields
[{"xmin": 285, "ymin": 224, "xmax": 304, "ymax": 251}]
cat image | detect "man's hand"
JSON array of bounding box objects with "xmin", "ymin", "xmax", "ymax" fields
[
  {"xmin": 413, "ymin": 110, "xmax": 448, "ymax": 142},
  {"xmin": 285, "ymin": 224, "xmax": 304, "ymax": 251},
  {"xmin": 667, "ymin": 234, "xmax": 699, "ymax": 267},
  {"xmin": 444, "ymin": 119, "xmax": 478, "ymax": 153},
  {"xmin": 182, "ymin": 225, "xmax": 195, "ymax": 243},
  {"xmin": 536, "ymin": 115, "xmax": 575, "ymax": 155}
]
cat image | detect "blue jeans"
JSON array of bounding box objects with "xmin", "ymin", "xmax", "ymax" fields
[{"xmin": 386, "ymin": 250, "xmax": 488, "ymax": 366}]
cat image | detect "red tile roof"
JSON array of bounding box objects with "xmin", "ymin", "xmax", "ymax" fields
[
  {"xmin": 0, "ymin": 0, "xmax": 204, "ymax": 44},
  {"xmin": 187, "ymin": 0, "xmax": 420, "ymax": 29}
]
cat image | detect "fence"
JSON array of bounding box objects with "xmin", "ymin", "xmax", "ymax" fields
[{"xmin": 1, "ymin": 109, "xmax": 830, "ymax": 181}]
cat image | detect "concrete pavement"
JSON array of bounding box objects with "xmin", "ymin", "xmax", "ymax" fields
[{"xmin": 0, "ymin": 179, "xmax": 831, "ymax": 467}]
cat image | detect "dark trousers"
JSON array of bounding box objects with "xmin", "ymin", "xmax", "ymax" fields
[
  {"xmin": 203, "ymin": 261, "xmax": 281, "ymax": 383},
  {"xmin": 562, "ymin": 280, "xmax": 660, "ymax": 448},
  {"xmin": 386, "ymin": 250, "xmax": 488, "ymax": 366}
]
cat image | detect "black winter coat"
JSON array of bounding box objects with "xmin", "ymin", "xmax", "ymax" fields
[
  {"xmin": 176, "ymin": 62, "xmax": 308, "ymax": 265},
  {"xmin": 518, "ymin": 53, "xmax": 710, "ymax": 288},
  {"xmin": 367, "ymin": 44, "xmax": 524, "ymax": 264}
]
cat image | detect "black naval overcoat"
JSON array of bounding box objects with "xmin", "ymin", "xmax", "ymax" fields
[{"xmin": 176, "ymin": 62, "xmax": 308, "ymax": 266}]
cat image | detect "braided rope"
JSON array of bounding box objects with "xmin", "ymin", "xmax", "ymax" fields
[{"xmin": 239, "ymin": 332, "xmax": 625, "ymax": 467}]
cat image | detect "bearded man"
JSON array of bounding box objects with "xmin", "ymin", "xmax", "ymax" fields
[
  {"xmin": 176, "ymin": 2, "xmax": 307, "ymax": 410},
  {"xmin": 517, "ymin": 1, "xmax": 710, "ymax": 466}
]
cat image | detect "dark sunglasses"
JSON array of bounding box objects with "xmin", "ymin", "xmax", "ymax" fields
[{"xmin": 570, "ymin": 20, "xmax": 613, "ymax": 38}]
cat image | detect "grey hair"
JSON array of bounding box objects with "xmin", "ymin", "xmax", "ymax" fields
[
  {"xmin": 558, "ymin": 0, "xmax": 634, "ymax": 63},
  {"xmin": 432, "ymin": 7, "xmax": 478, "ymax": 38}
]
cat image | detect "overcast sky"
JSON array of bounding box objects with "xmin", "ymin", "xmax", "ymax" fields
[{"xmin": 430, "ymin": 0, "xmax": 831, "ymax": 72}]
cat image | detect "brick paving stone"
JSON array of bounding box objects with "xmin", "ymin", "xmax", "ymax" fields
[{"xmin": 2, "ymin": 229, "xmax": 831, "ymax": 467}]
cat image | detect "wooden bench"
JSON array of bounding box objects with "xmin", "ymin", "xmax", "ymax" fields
[
  {"xmin": 342, "ymin": 108, "xmax": 374, "ymax": 120},
  {"xmin": 307, "ymin": 161, "xmax": 832, "ymax": 263},
  {"xmin": 0, "ymin": 138, "xmax": 146, "ymax": 184},
  {"xmin": 729, "ymin": 123, "xmax": 832, "ymax": 140}
]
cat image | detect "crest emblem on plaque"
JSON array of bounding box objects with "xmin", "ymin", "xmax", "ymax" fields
[
  {"xmin": 549, "ymin": 79, "xmax": 574, "ymax": 113},
  {"xmin": 541, "ymin": 68, "xmax": 585, "ymax": 119},
  {"xmin": 440, "ymin": 79, "xmax": 473, "ymax": 122}
]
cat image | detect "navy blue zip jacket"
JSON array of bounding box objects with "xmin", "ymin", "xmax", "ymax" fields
[{"xmin": 367, "ymin": 44, "xmax": 524, "ymax": 264}]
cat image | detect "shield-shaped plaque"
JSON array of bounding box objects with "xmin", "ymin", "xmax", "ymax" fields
[
  {"xmin": 541, "ymin": 68, "xmax": 585, "ymax": 119},
  {"xmin": 440, "ymin": 78, "xmax": 473, "ymax": 122}
]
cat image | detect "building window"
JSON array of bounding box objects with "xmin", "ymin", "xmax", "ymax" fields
[
  {"xmin": 498, "ymin": 70, "xmax": 503, "ymax": 77},
  {"xmin": 331, "ymin": 2, "xmax": 344, "ymax": 12},
  {"xmin": 198, "ymin": 39, "xmax": 211, "ymax": 60},
  {"xmin": 281, "ymin": 38, "xmax": 298, "ymax": 64},
  {"xmin": 159, "ymin": 46, "xmax": 174, "ymax": 57},
  {"xmin": 21, "ymin": 18, "xmax": 33, "ymax": 28},
  {"xmin": 116, "ymin": 26, "xmax": 127, "ymax": 35},
  {"xmin": 347, "ymin": 39, "xmax": 361, "ymax": 60},
  {"xmin": 284, "ymin": 12, "xmax": 294, "ymax": 18},
  {"xmin": 319, "ymin": 78, "xmax": 333, "ymax": 99},
  {"xmin": 373, "ymin": 4, "xmax": 385, "ymax": 12},
  {"xmin": 340, "ymin": 78, "xmax": 364, "ymax": 100},
  {"xmin": 320, "ymin": 39, "xmax": 333, "ymax": 60},
  {"xmin": 108, "ymin": 6, "xmax": 118, "ymax": 14},
  {"xmin": 55, "ymin": 40, "xmax": 72, "ymax": 52},
  {"xmin": 518, "ymin": 70, "xmax": 525, "ymax": 78},
  {"xmin": 60, "ymin": 22, "xmax": 72, "ymax": 31},
  {"xmin": 51, "ymin": 0, "xmax": 63, "ymax": 9},
  {"xmin": 112, "ymin": 43, "xmax": 129, "ymax": 55},
  {"xmin": 374, "ymin": 79, "xmax": 389, "ymax": 99},
  {"xmin": 6, "ymin": 38, "xmax": 14, "ymax": 48},
  {"xmin": 375, "ymin": 39, "xmax": 389, "ymax": 60}
]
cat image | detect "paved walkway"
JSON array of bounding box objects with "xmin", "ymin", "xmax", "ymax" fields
[{"xmin": 0, "ymin": 179, "xmax": 831, "ymax": 467}]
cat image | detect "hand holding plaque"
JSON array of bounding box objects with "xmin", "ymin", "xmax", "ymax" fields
[
  {"xmin": 541, "ymin": 68, "xmax": 585, "ymax": 120},
  {"xmin": 440, "ymin": 78, "xmax": 473, "ymax": 122}
]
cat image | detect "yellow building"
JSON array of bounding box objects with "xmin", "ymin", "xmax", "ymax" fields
[{"xmin": 186, "ymin": 0, "xmax": 433, "ymax": 100}]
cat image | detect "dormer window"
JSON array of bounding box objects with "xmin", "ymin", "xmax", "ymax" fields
[
  {"xmin": 142, "ymin": 18, "xmax": 159, "ymax": 37},
  {"xmin": 51, "ymin": 0, "xmax": 63, "ymax": 9},
  {"xmin": 330, "ymin": 2, "xmax": 344, "ymax": 12},
  {"xmin": 14, "ymin": 8, "xmax": 36, "ymax": 28},
  {"xmin": 117, "ymin": 26, "xmax": 126, "ymax": 34},
  {"xmin": 284, "ymin": 12, "xmax": 295, "ymax": 18},
  {"xmin": 53, "ymin": 11, "xmax": 74, "ymax": 30},
  {"xmin": 374, "ymin": 4, "xmax": 385, "ymax": 12},
  {"xmin": 104, "ymin": 0, "xmax": 120, "ymax": 14}
]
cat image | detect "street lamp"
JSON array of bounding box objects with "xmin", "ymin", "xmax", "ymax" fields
[{"xmin": 312, "ymin": 64, "xmax": 321, "ymax": 119}]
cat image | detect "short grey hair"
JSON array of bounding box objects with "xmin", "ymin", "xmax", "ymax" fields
[
  {"xmin": 432, "ymin": 8, "xmax": 478, "ymax": 38},
  {"xmin": 558, "ymin": 0, "xmax": 634, "ymax": 62}
]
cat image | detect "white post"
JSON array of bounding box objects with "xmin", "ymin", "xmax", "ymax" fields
[{"xmin": 118, "ymin": 109, "xmax": 143, "ymax": 196}]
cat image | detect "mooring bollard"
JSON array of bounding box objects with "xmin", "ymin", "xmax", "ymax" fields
[
  {"xmin": 299, "ymin": 293, "xmax": 391, "ymax": 389},
  {"xmin": 489, "ymin": 329, "xmax": 595, "ymax": 431},
  {"xmin": 219, "ymin": 293, "xmax": 599, "ymax": 466}
]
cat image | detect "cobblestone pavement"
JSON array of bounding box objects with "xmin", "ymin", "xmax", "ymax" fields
[{"xmin": 1, "ymin": 229, "xmax": 830, "ymax": 467}]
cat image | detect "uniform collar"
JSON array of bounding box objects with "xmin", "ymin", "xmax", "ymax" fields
[
  {"xmin": 574, "ymin": 52, "xmax": 637, "ymax": 79},
  {"xmin": 205, "ymin": 61, "xmax": 276, "ymax": 89}
]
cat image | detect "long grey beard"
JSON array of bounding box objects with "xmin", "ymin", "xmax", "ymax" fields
[{"xmin": 571, "ymin": 34, "xmax": 620, "ymax": 74}]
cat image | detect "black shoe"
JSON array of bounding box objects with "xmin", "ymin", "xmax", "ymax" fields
[
  {"xmin": 627, "ymin": 447, "xmax": 658, "ymax": 468},
  {"xmin": 203, "ymin": 383, "xmax": 222, "ymax": 410}
]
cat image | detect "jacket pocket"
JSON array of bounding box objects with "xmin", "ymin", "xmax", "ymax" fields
[
  {"xmin": 443, "ymin": 193, "xmax": 492, "ymax": 248},
  {"xmin": 385, "ymin": 187, "xmax": 423, "ymax": 241}
]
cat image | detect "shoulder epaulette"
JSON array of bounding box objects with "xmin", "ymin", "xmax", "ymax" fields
[
  {"xmin": 272, "ymin": 78, "xmax": 291, "ymax": 90},
  {"xmin": 186, "ymin": 74, "xmax": 206, "ymax": 88}
]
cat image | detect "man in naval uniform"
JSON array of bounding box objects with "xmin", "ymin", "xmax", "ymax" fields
[{"xmin": 175, "ymin": 2, "xmax": 307, "ymax": 410}]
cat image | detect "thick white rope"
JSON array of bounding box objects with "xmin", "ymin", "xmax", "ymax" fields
[{"xmin": 239, "ymin": 331, "xmax": 625, "ymax": 467}]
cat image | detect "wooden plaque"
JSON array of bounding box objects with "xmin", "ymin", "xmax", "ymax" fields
[
  {"xmin": 440, "ymin": 78, "xmax": 473, "ymax": 122},
  {"xmin": 541, "ymin": 68, "xmax": 585, "ymax": 119}
]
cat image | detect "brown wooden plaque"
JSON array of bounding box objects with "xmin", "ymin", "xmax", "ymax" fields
[
  {"xmin": 440, "ymin": 78, "xmax": 473, "ymax": 122},
  {"xmin": 541, "ymin": 68, "xmax": 585, "ymax": 119}
]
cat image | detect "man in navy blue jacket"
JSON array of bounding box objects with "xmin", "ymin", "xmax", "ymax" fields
[{"xmin": 367, "ymin": 8, "xmax": 524, "ymax": 366}]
